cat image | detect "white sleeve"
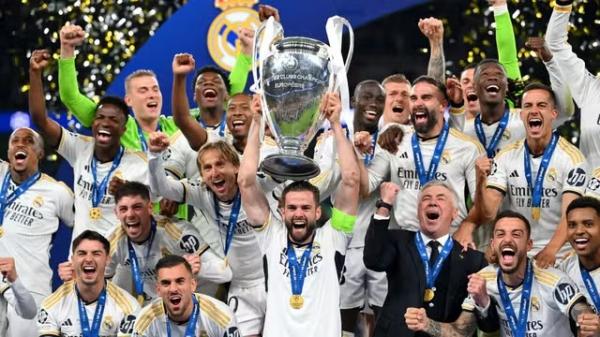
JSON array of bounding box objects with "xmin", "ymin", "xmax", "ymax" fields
[
  {"xmin": 487, "ymin": 153, "xmax": 508, "ymax": 193},
  {"xmin": 2, "ymin": 278, "xmax": 37, "ymax": 319},
  {"xmin": 197, "ymin": 249, "xmax": 233, "ymax": 284},
  {"xmin": 253, "ymin": 212, "xmax": 280, "ymax": 253},
  {"xmin": 147, "ymin": 150, "xmax": 186, "ymax": 203},
  {"xmin": 367, "ymin": 147, "xmax": 391, "ymax": 194},
  {"xmin": 550, "ymin": 273, "xmax": 585, "ymax": 316},
  {"xmin": 56, "ymin": 127, "xmax": 89, "ymax": 165},
  {"xmin": 465, "ymin": 144, "xmax": 485, "ymax": 199},
  {"xmin": 311, "ymin": 134, "xmax": 340, "ymax": 200},
  {"xmin": 543, "ymin": 58, "xmax": 575, "ymax": 126},
  {"xmin": 57, "ymin": 182, "xmax": 75, "ymax": 228},
  {"xmin": 205, "ymin": 299, "xmax": 240, "ymax": 337},
  {"xmin": 546, "ymin": 7, "xmax": 600, "ymax": 109},
  {"xmin": 562, "ymin": 157, "xmax": 588, "ymax": 196},
  {"xmin": 162, "ymin": 135, "xmax": 189, "ymax": 179},
  {"xmin": 448, "ymin": 107, "xmax": 466, "ymax": 131}
]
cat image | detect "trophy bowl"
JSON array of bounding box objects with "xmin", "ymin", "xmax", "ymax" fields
[{"xmin": 259, "ymin": 37, "xmax": 331, "ymax": 181}]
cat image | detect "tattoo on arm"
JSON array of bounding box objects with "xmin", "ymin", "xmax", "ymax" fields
[
  {"xmin": 425, "ymin": 311, "xmax": 477, "ymax": 337},
  {"xmin": 427, "ymin": 43, "xmax": 446, "ymax": 83}
]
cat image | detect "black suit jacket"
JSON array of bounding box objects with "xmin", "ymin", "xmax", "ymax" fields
[{"xmin": 364, "ymin": 216, "xmax": 488, "ymax": 337}]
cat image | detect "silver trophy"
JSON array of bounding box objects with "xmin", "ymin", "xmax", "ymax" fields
[{"xmin": 252, "ymin": 16, "xmax": 353, "ymax": 181}]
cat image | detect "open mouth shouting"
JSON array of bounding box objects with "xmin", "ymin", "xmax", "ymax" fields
[
  {"xmin": 96, "ymin": 129, "xmax": 112, "ymax": 144},
  {"xmin": 466, "ymin": 90, "xmax": 478, "ymax": 102},
  {"xmin": 146, "ymin": 101, "xmax": 159, "ymax": 112},
  {"xmin": 364, "ymin": 110, "xmax": 380, "ymax": 122},
  {"xmin": 230, "ymin": 118, "xmax": 247, "ymax": 133},
  {"xmin": 499, "ymin": 244, "xmax": 517, "ymax": 266},
  {"xmin": 392, "ymin": 104, "xmax": 405, "ymax": 114},
  {"xmin": 13, "ymin": 150, "xmax": 28, "ymax": 166},
  {"xmin": 573, "ymin": 237, "xmax": 590, "ymax": 251},
  {"xmin": 528, "ymin": 117, "xmax": 543, "ymax": 134},
  {"xmin": 485, "ymin": 84, "xmax": 500, "ymax": 97},
  {"xmin": 425, "ymin": 209, "xmax": 440, "ymax": 221},
  {"xmin": 168, "ymin": 294, "xmax": 183, "ymax": 311},
  {"xmin": 81, "ymin": 264, "xmax": 97, "ymax": 279},
  {"xmin": 413, "ymin": 109, "xmax": 429, "ymax": 125}
]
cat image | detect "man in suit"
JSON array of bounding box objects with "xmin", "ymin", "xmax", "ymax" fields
[{"xmin": 364, "ymin": 180, "xmax": 490, "ymax": 337}]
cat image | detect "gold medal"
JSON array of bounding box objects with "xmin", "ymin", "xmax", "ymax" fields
[
  {"xmin": 89, "ymin": 207, "xmax": 101, "ymax": 220},
  {"xmin": 424, "ymin": 288, "xmax": 435, "ymax": 302},
  {"xmin": 531, "ymin": 207, "xmax": 540, "ymax": 221},
  {"xmin": 136, "ymin": 294, "xmax": 144, "ymax": 305},
  {"xmin": 289, "ymin": 295, "xmax": 304, "ymax": 309},
  {"xmin": 0, "ymin": 227, "xmax": 4, "ymax": 238}
]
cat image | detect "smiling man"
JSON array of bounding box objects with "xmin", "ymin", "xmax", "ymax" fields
[
  {"xmin": 38, "ymin": 231, "xmax": 140, "ymax": 337},
  {"xmin": 406, "ymin": 210, "xmax": 600, "ymax": 337},
  {"xmin": 28, "ymin": 49, "xmax": 149, "ymax": 238},
  {"xmin": 364, "ymin": 181, "xmax": 487, "ymax": 337},
  {"xmin": 132, "ymin": 255, "xmax": 239, "ymax": 337},
  {"xmin": 474, "ymin": 82, "xmax": 588, "ymax": 267},
  {"xmin": 560, "ymin": 197, "xmax": 600, "ymax": 313},
  {"xmin": 0, "ymin": 128, "xmax": 74, "ymax": 337}
]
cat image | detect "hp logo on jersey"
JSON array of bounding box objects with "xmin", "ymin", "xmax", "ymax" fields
[
  {"xmin": 554, "ymin": 283, "xmax": 577, "ymax": 305},
  {"xmin": 567, "ymin": 168, "xmax": 587, "ymax": 187}
]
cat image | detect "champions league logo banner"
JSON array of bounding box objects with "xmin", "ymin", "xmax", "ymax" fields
[{"xmin": 104, "ymin": 0, "xmax": 428, "ymax": 106}]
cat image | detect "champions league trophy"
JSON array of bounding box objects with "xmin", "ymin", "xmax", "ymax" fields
[{"xmin": 252, "ymin": 16, "xmax": 354, "ymax": 181}]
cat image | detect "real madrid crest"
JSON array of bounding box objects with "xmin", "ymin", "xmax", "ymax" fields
[{"xmin": 208, "ymin": 0, "xmax": 261, "ymax": 71}]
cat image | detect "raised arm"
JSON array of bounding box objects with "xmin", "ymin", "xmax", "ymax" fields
[
  {"xmin": 237, "ymin": 95, "xmax": 271, "ymax": 226},
  {"xmin": 147, "ymin": 132, "xmax": 186, "ymax": 203},
  {"xmin": 172, "ymin": 53, "xmax": 208, "ymax": 151},
  {"xmin": 28, "ymin": 49, "xmax": 62, "ymax": 148},
  {"xmin": 327, "ymin": 93, "xmax": 359, "ymax": 216},
  {"xmin": 0, "ymin": 257, "xmax": 37, "ymax": 320},
  {"xmin": 492, "ymin": 0, "xmax": 521, "ymax": 81},
  {"xmin": 420, "ymin": 17, "xmax": 445, "ymax": 84},
  {"xmin": 58, "ymin": 23, "xmax": 98, "ymax": 127}
]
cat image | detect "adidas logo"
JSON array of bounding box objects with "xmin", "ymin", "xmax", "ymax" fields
[
  {"xmin": 61, "ymin": 319, "xmax": 73, "ymax": 327},
  {"xmin": 399, "ymin": 152, "xmax": 409, "ymax": 159},
  {"xmin": 509, "ymin": 170, "xmax": 519, "ymax": 178}
]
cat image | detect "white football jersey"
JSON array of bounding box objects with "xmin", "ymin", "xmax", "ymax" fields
[
  {"xmin": 255, "ymin": 214, "xmax": 350, "ymax": 337},
  {"xmin": 463, "ymin": 264, "xmax": 583, "ymax": 337},
  {"xmin": 132, "ymin": 293, "xmax": 239, "ymax": 337},
  {"xmin": 487, "ymin": 137, "xmax": 587, "ymax": 255},
  {"xmin": 367, "ymin": 127, "xmax": 483, "ymax": 231},
  {"xmin": 37, "ymin": 281, "xmax": 140, "ymax": 337},
  {"xmin": 559, "ymin": 251, "xmax": 600, "ymax": 312},
  {"xmin": 57, "ymin": 128, "xmax": 149, "ymax": 238},
  {"xmin": 0, "ymin": 162, "xmax": 74, "ymax": 296},
  {"xmin": 547, "ymin": 4, "xmax": 600, "ymax": 170},
  {"xmin": 162, "ymin": 131, "xmax": 199, "ymax": 181},
  {"xmin": 105, "ymin": 216, "xmax": 231, "ymax": 303},
  {"xmin": 462, "ymin": 109, "xmax": 526, "ymax": 156},
  {"xmin": 585, "ymin": 167, "xmax": 600, "ymax": 200},
  {"xmin": 0, "ymin": 277, "xmax": 37, "ymax": 329}
]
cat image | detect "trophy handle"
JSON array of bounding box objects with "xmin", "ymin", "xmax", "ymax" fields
[
  {"xmin": 251, "ymin": 17, "xmax": 283, "ymax": 144},
  {"xmin": 325, "ymin": 16, "xmax": 354, "ymax": 124}
]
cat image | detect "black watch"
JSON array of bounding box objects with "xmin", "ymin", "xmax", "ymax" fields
[{"xmin": 375, "ymin": 199, "xmax": 393, "ymax": 211}]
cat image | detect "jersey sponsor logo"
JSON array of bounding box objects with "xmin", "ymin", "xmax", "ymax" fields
[
  {"xmin": 161, "ymin": 148, "xmax": 172, "ymax": 161},
  {"xmin": 567, "ymin": 168, "xmax": 587, "ymax": 187},
  {"xmin": 119, "ymin": 314, "xmax": 136, "ymax": 334},
  {"xmin": 279, "ymin": 244, "xmax": 323, "ymax": 278},
  {"xmin": 509, "ymin": 170, "xmax": 520, "ymax": 178},
  {"xmin": 37, "ymin": 308, "xmax": 49, "ymax": 324},
  {"xmin": 398, "ymin": 151, "xmax": 409, "ymax": 159},
  {"xmin": 61, "ymin": 318, "xmax": 73, "ymax": 327},
  {"xmin": 5, "ymin": 200, "xmax": 45, "ymax": 227},
  {"xmin": 500, "ymin": 319, "xmax": 544, "ymax": 336},
  {"xmin": 223, "ymin": 327, "xmax": 241, "ymax": 337},
  {"xmin": 554, "ymin": 283, "xmax": 577, "ymax": 305},
  {"xmin": 76, "ymin": 174, "xmax": 114, "ymax": 204},
  {"xmin": 396, "ymin": 167, "xmax": 448, "ymax": 191},
  {"xmin": 179, "ymin": 234, "xmax": 201, "ymax": 254}
]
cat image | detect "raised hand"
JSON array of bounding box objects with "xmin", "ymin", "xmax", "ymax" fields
[
  {"xmin": 446, "ymin": 76, "xmax": 463, "ymax": 106},
  {"xmin": 172, "ymin": 53, "xmax": 196, "ymax": 76},
  {"xmin": 526, "ymin": 36, "xmax": 553, "ymax": 63},
  {"xmin": 418, "ymin": 17, "xmax": 444, "ymax": 43},
  {"xmin": 0, "ymin": 257, "xmax": 18, "ymax": 283},
  {"xmin": 29, "ymin": 49, "xmax": 51, "ymax": 72},
  {"xmin": 258, "ymin": 4, "xmax": 280, "ymax": 22},
  {"xmin": 57, "ymin": 261, "xmax": 75, "ymax": 282},
  {"xmin": 108, "ymin": 176, "xmax": 126, "ymax": 196},
  {"xmin": 405, "ymin": 307, "xmax": 429, "ymax": 332},
  {"xmin": 184, "ymin": 254, "xmax": 202, "ymax": 275},
  {"xmin": 148, "ymin": 131, "xmax": 171, "ymax": 153},
  {"xmin": 377, "ymin": 125, "xmax": 404, "ymax": 154},
  {"xmin": 322, "ymin": 92, "xmax": 342, "ymax": 127},
  {"xmin": 60, "ymin": 24, "xmax": 85, "ymax": 48},
  {"xmin": 467, "ymin": 273, "xmax": 490, "ymax": 308},
  {"xmin": 238, "ymin": 27, "xmax": 255, "ymax": 56},
  {"xmin": 380, "ymin": 182, "xmax": 401, "ymax": 204}
]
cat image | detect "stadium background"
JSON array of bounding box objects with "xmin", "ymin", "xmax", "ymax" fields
[{"xmin": 0, "ymin": 0, "xmax": 598, "ymax": 289}]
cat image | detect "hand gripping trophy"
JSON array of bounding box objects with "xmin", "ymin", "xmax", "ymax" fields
[{"xmin": 252, "ymin": 16, "xmax": 354, "ymax": 181}]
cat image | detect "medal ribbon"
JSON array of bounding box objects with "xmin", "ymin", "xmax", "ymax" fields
[
  {"xmin": 166, "ymin": 294, "xmax": 200, "ymax": 337},
  {"xmin": 127, "ymin": 218, "xmax": 157, "ymax": 299},
  {"xmin": 497, "ymin": 259, "xmax": 534, "ymax": 337},
  {"xmin": 90, "ymin": 146, "xmax": 124, "ymax": 208},
  {"xmin": 364, "ymin": 130, "xmax": 379, "ymax": 165},
  {"xmin": 414, "ymin": 233, "xmax": 454, "ymax": 290},
  {"xmin": 0, "ymin": 171, "xmax": 41, "ymax": 220},
  {"xmin": 199, "ymin": 113, "xmax": 226, "ymax": 138},
  {"xmin": 213, "ymin": 192, "xmax": 241, "ymax": 256},
  {"xmin": 135, "ymin": 119, "xmax": 162, "ymax": 152},
  {"xmin": 580, "ymin": 263, "xmax": 600, "ymax": 312},
  {"xmin": 287, "ymin": 240, "xmax": 313, "ymax": 297},
  {"xmin": 411, "ymin": 122, "xmax": 450, "ymax": 186},
  {"xmin": 523, "ymin": 132, "xmax": 559, "ymax": 218},
  {"xmin": 76, "ymin": 286, "xmax": 107, "ymax": 337},
  {"xmin": 474, "ymin": 109, "xmax": 509, "ymax": 158}
]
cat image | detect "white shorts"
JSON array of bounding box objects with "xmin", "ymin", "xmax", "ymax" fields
[
  {"xmin": 7, "ymin": 291, "xmax": 44, "ymax": 337},
  {"xmin": 228, "ymin": 282, "xmax": 266, "ymax": 336},
  {"xmin": 340, "ymin": 247, "xmax": 387, "ymax": 309}
]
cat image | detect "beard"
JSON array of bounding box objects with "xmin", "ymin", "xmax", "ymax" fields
[
  {"xmin": 411, "ymin": 107, "xmax": 438, "ymax": 134},
  {"xmin": 285, "ymin": 217, "xmax": 317, "ymax": 244}
]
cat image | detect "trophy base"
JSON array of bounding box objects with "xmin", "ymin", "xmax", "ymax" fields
[{"xmin": 260, "ymin": 154, "xmax": 321, "ymax": 182}]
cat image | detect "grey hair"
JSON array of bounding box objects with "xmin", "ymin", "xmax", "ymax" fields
[
  {"xmin": 9, "ymin": 127, "xmax": 44, "ymax": 156},
  {"xmin": 418, "ymin": 180, "xmax": 459, "ymax": 209}
]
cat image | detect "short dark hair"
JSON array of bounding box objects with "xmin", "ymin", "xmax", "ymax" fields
[
  {"xmin": 382, "ymin": 73, "xmax": 410, "ymax": 86},
  {"xmin": 522, "ymin": 82, "xmax": 557, "ymax": 107},
  {"xmin": 155, "ymin": 255, "xmax": 193, "ymax": 275},
  {"xmin": 462, "ymin": 64, "xmax": 477, "ymax": 72},
  {"xmin": 354, "ymin": 79, "xmax": 383, "ymax": 97},
  {"xmin": 72, "ymin": 230, "xmax": 110, "ymax": 255},
  {"xmin": 412, "ymin": 75, "xmax": 448, "ymax": 101},
  {"xmin": 491, "ymin": 210, "xmax": 532, "ymax": 238},
  {"xmin": 280, "ymin": 181, "xmax": 320, "ymax": 208},
  {"xmin": 567, "ymin": 196, "xmax": 600, "ymax": 218},
  {"xmin": 114, "ymin": 181, "xmax": 151, "ymax": 203},
  {"xmin": 193, "ymin": 65, "xmax": 231, "ymax": 95},
  {"xmin": 474, "ymin": 59, "xmax": 507, "ymax": 78},
  {"xmin": 97, "ymin": 96, "xmax": 130, "ymax": 122}
]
